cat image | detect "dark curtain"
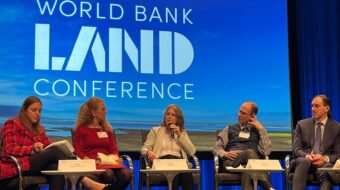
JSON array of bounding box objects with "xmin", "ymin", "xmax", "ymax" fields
[{"xmin": 289, "ymin": 0, "xmax": 340, "ymax": 127}]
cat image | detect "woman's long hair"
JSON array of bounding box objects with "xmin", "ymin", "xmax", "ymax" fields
[
  {"xmin": 161, "ymin": 104, "xmax": 185, "ymax": 131},
  {"xmin": 17, "ymin": 96, "xmax": 44, "ymax": 134},
  {"xmin": 74, "ymin": 97, "xmax": 112, "ymax": 131}
]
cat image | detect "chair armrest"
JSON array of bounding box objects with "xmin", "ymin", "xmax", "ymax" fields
[
  {"xmin": 214, "ymin": 154, "xmax": 219, "ymax": 175},
  {"xmin": 120, "ymin": 155, "xmax": 134, "ymax": 172},
  {"xmin": 140, "ymin": 155, "xmax": 151, "ymax": 169},
  {"xmin": 120, "ymin": 155, "xmax": 134, "ymax": 190},
  {"xmin": 285, "ymin": 154, "xmax": 291, "ymax": 174},
  {"xmin": 0, "ymin": 155, "xmax": 24, "ymax": 188},
  {"xmin": 187, "ymin": 155, "xmax": 200, "ymax": 169},
  {"xmin": 0, "ymin": 155, "xmax": 23, "ymax": 177}
]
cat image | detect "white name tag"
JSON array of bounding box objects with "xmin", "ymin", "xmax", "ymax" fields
[
  {"xmin": 97, "ymin": 132, "xmax": 108, "ymax": 138},
  {"xmin": 239, "ymin": 131, "xmax": 250, "ymax": 139},
  {"xmin": 152, "ymin": 159, "xmax": 188, "ymax": 170},
  {"xmin": 246, "ymin": 159, "xmax": 282, "ymax": 170},
  {"xmin": 58, "ymin": 159, "xmax": 96, "ymax": 171}
]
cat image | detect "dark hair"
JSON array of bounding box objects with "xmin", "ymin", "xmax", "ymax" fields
[
  {"xmin": 17, "ymin": 96, "xmax": 44, "ymax": 134},
  {"xmin": 162, "ymin": 104, "xmax": 185, "ymax": 131},
  {"xmin": 314, "ymin": 94, "xmax": 332, "ymax": 118}
]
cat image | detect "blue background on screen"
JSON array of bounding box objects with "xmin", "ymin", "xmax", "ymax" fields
[{"xmin": 0, "ymin": 0, "xmax": 290, "ymax": 135}]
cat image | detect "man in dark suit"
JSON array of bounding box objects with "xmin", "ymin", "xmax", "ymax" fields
[{"xmin": 292, "ymin": 95, "xmax": 340, "ymax": 190}]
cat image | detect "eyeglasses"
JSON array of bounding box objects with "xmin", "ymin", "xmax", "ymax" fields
[{"xmin": 239, "ymin": 110, "xmax": 252, "ymax": 116}]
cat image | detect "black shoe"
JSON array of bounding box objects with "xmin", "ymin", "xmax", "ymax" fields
[
  {"xmin": 259, "ymin": 181, "xmax": 273, "ymax": 190},
  {"xmin": 232, "ymin": 152, "xmax": 246, "ymax": 168},
  {"xmin": 103, "ymin": 184, "xmax": 113, "ymax": 190}
]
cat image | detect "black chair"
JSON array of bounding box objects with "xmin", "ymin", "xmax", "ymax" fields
[
  {"xmin": 214, "ymin": 154, "xmax": 242, "ymax": 190},
  {"xmin": 214, "ymin": 130, "xmax": 242, "ymax": 190},
  {"xmin": 70, "ymin": 129, "xmax": 135, "ymax": 190},
  {"xmin": 214, "ymin": 130, "xmax": 271, "ymax": 190},
  {"xmin": 285, "ymin": 130, "xmax": 340, "ymax": 190},
  {"xmin": 0, "ymin": 132, "xmax": 49, "ymax": 190},
  {"xmin": 139, "ymin": 129, "xmax": 201, "ymax": 190}
]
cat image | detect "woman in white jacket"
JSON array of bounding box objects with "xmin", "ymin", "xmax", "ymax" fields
[{"xmin": 141, "ymin": 104, "xmax": 196, "ymax": 190}]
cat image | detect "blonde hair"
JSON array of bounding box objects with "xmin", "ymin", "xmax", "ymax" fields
[
  {"xmin": 74, "ymin": 97, "xmax": 112, "ymax": 131},
  {"xmin": 161, "ymin": 104, "xmax": 185, "ymax": 131},
  {"xmin": 17, "ymin": 96, "xmax": 44, "ymax": 135}
]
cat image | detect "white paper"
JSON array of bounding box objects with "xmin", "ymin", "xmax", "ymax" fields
[
  {"xmin": 333, "ymin": 160, "xmax": 340, "ymax": 169},
  {"xmin": 246, "ymin": 159, "xmax": 282, "ymax": 170},
  {"xmin": 152, "ymin": 159, "xmax": 188, "ymax": 170},
  {"xmin": 58, "ymin": 159, "xmax": 96, "ymax": 171},
  {"xmin": 43, "ymin": 140, "xmax": 75, "ymax": 157}
]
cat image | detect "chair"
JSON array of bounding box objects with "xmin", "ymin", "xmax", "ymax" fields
[
  {"xmin": 70, "ymin": 129, "xmax": 135, "ymax": 190},
  {"xmin": 214, "ymin": 130, "xmax": 271, "ymax": 190},
  {"xmin": 214, "ymin": 130, "xmax": 242, "ymax": 190},
  {"xmin": 139, "ymin": 129, "xmax": 201, "ymax": 190},
  {"xmin": 214, "ymin": 154, "xmax": 242, "ymax": 190},
  {"xmin": 0, "ymin": 132, "xmax": 48, "ymax": 190},
  {"xmin": 285, "ymin": 130, "xmax": 340, "ymax": 190}
]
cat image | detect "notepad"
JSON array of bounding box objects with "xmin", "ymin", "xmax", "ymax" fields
[
  {"xmin": 97, "ymin": 153, "xmax": 119, "ymax": 165},
  {"xmin": 43, "ymin": 140, "xmax": 75, "ymax": 157}
]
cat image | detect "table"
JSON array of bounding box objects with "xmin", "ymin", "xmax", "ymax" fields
[
  {"xmin": 318, "ymin": 168, "xmax": 340, "ymax": 172},
  {"xmin": 318, "ymin": 167, "xmax": 340, "ymax": 178},
  {"xmin": 42, "ymin": 170, "xmax": 105, "ymax": 190},
  {"xmin": 140, "ymin": 169, "xmax": 200, "ymax": 190},
  {"xmin": 226, "ymin": 167, "xmax": 284, "ymax": 190}
]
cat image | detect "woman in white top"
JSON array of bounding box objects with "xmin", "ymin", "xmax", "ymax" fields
[{"xmin": 141, "ymin": 104, "xmax": 196, "ymax": 190}]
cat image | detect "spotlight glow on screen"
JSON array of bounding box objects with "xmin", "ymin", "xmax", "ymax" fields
[{"xmin": 0, "ymin": 0, "xmax": 291, "ymax": 151}]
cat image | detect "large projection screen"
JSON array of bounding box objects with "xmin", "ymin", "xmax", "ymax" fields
[{"xmin": 0, "ymin": 0, "xmax": 291, "ymax": 151}]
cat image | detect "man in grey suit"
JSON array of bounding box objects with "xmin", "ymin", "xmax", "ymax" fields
[{"xmin": 292, "ymin": 95, "xmax": 340, "ymax": 190}]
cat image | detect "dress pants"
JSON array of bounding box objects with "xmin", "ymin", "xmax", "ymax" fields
[
  {"xmin": 291, "ymin": 157, "xmax": 333, "ymax": 190},
  {"xmin": 222, "ymin": 149, "xmax": 272, "ymax": 190},
  {"xmin": 26, "ymin": 147, "xmax": 69, "ymax": 190}
]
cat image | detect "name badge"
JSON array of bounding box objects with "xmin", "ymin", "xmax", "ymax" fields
[
  {"xmin": 97, "ymin": 132, "xmax": 108, "ymax": 138},
  {"xmin": 239, "ymin": 131, "xmax": 250, "ymax": 139}
]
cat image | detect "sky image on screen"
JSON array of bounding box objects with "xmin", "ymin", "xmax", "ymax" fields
[{"xmin": 0, "ymin": 0, "xmax": 290, "ymax": 150}]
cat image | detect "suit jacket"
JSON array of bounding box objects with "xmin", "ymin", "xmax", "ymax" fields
[{"xmin": 293, "ymin": 117, "xmax": 340, "ymax": 163}]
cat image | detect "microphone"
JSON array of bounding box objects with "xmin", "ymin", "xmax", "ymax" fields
[{"xmin": 168, "ymin": 123, "xmax": 175, "ymax": 138}]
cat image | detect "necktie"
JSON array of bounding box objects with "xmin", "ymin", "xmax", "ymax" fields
[{"xmin": 312, "ymin": 122, "xmax": 322, "ymax": 154}]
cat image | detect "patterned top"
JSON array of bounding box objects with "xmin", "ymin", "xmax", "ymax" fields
[{"xmin": 0, "ymin": 118, "xmax": 51, "ymax": 179}]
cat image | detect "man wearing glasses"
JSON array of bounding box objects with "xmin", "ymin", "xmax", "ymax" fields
[{"xmin": 213, "ymin": 101, "xmax": 274, "ymax": 190}]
